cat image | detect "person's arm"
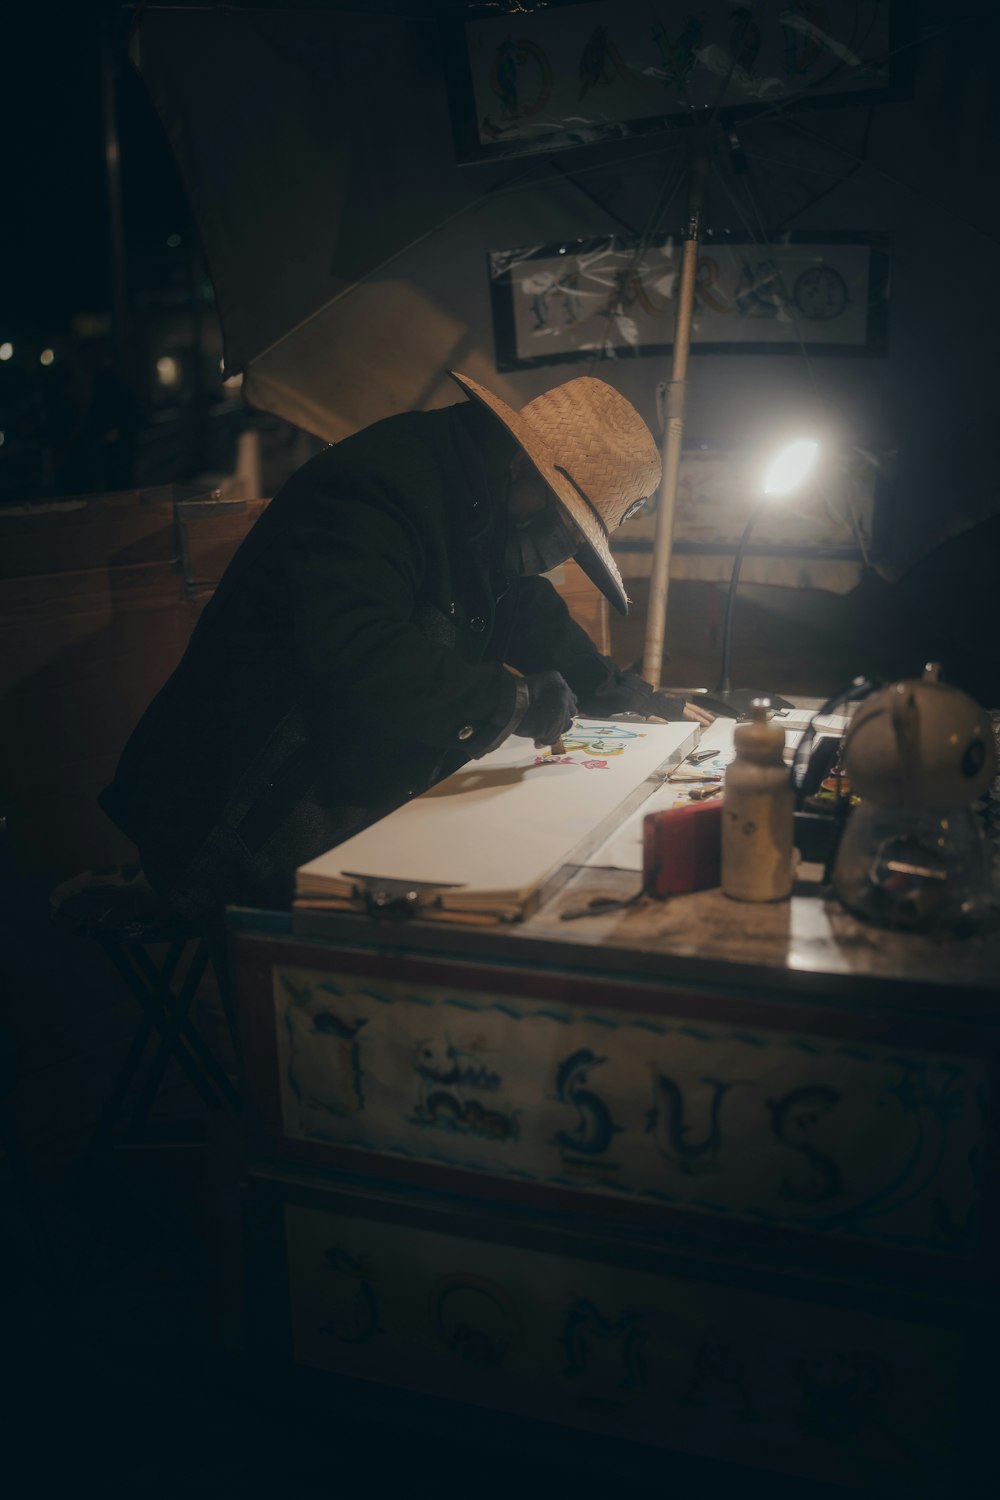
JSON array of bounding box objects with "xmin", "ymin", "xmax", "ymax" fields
[
  {"xmin": 281, "ymin": 462, "xmax": 518, "ymax": 757},
  {"xmin": 504, "ymin": 575, "xmax": 713, "ymax": 724}
]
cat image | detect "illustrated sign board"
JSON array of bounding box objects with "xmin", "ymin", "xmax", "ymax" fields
[
  {"xmin": 489, "ymin": 232, "xmax": 891, "ymax": 369},
  {"xmin": 443, "ymin": 1, "xmax": 906, "ymax": 163}
]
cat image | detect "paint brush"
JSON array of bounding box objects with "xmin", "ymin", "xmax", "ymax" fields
[{"xmin": 551, "ymin": 735, "xmax": 567, "ymax": 755}]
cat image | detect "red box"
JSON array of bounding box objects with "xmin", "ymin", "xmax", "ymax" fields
[{"xmin": 643, "ymin": 800, "xmax": 723, "ymax": 896}]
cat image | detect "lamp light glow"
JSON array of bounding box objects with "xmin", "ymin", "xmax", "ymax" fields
[
  {"xmin": 712, "ymin": 436, "xmax": 822, "ymax": 712},
  {"xmin": 0, "ymin": 342, "xmax": 12, "ymax": 361},
  {"xmin": 763, "ymin": 438, "xmax": 819, "ymax": 496}
]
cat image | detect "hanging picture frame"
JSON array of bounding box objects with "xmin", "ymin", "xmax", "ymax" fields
[
  {"xmin": 441, "ymin": 1, "xmax": 909, "ymax": 165},
  {"xmin": 488, "ymin": 230, "xmax": 891, "ymax": 369}
]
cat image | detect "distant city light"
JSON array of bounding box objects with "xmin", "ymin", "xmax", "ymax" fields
[
  {"xmin": 40, "ymin": 348, "xmax": 55, "ymax": 366},
  {"xmin": 0, "ymin": 342, "xmax": 12, "ymax": 361},
  {"xmin": 72, "ymin": 311, "xmax": 111, "ymax": 339},
  {"xmin": 156, "ymin": 355, "xmax": 181, "ymax": 386},
  {"xmin": 167, "ymin": 233, "xmax": 182, "ymax": 248}
]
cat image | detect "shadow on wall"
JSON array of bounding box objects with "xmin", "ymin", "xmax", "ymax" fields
[
  {"xmin": 742, "ymin": 515, "xmax": 1000, "ymax": 705},
  {"xmin": 615, "ymin": 517, "xmax": 1000, "ymax": 707},
  {"xmin": 1, "ymin": 493, "xmax": 208, "ymax": 887}
]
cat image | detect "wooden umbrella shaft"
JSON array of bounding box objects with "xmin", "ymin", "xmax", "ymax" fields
[{"xmin": 642, "ymin": 155, "xmax": 705, "ymax": 688}]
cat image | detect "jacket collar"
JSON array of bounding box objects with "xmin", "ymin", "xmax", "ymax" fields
[{"xmin": 443, "ymin": 402, "xmax": 515, "ymax": 543}]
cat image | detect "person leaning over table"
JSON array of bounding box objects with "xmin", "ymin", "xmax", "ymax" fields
[{"xmin": 99, "ymin": 369, "xmax": 714, "ymax": 925}]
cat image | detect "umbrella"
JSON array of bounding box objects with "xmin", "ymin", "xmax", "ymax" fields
[
  {"xmin": 128, "ymin": 1, "xmax": 1000, "ymax": 691},
  {"xmin": 130, "ymin": 1, "xmax": 679, "ymax": 436}
]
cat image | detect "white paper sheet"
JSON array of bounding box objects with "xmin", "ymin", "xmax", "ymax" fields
[
  {"xmin": 585, "ymin": 714, "xmax": 842, "ymax": 873},
  {"xmin": 770, "ymin": 709, "xmax": 853, "ymax": 734},
  {"xmin": 297, "ymin": 718, "xmax": 697, "ymax": 907}
]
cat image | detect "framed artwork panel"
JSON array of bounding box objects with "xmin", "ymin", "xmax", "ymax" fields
[
  {"xmin": 442, "ymin": 1, "xmax": 908, "ymax": 164},
  {"xmin": 489, "ymin": 230, "xmax": 891, "ymax": 369}
]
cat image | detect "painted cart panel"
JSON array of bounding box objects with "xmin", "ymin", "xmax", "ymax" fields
[
  {"xmin": 275, "ymin": 1195, "xmax": 962, "ymax": 1494},
  {"xmin": 268, "ymin": 964, "xmax": 985, "ymax": 1256}
]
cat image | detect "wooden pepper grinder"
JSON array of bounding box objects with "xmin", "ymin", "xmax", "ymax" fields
[{"xmin": 721, "ymin": 698, "xmax": 795, "ymax": 902}]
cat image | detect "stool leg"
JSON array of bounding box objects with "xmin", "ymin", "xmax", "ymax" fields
[
  {"xmin": 212, "ymin": 947, "xmax": 240, "ymax": 1063},
  {"xmin": 124, "ymin": 939, "xmax": 241, "ymax": 1113},
  {"xmin": 99, "ymin": 937, "xmax": 222, "ymax": 1115},
  {"xmin": 127, "ymin": 940, "xmax": 215, "ymax": 1137},
  {"xmin": 92, "ymin": 1008, "xmax": 154, "ymax": 1152},
  {"xmin": 199, "ymin": 919, "xmax": 240, "ymax": 1061},
  {"xmin": 91, "ymin": 937, "xmax": 190, "ymax": 1149}
]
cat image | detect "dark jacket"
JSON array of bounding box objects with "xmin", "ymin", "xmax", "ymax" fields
[{"xmin": 100, "ymin": 401, "xmax": 660, "ymax": 921}]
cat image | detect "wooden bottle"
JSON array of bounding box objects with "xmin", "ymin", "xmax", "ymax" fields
[{"xmin": 721, "ymin": 699, "xmax": 794, "ymax": 902}]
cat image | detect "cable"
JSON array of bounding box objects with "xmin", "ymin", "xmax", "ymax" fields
[{"xmin": 789, "ymin": 676, "xmax": 880, "ymax": 802}]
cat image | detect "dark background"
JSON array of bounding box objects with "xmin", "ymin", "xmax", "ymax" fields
[
  {"xmin": 2, "ymin": 10, "xmax": 998, "ymax": 1497},
  {"xmin": 1, "ymin": 3, "xmax": 306, "ymax": 503}
]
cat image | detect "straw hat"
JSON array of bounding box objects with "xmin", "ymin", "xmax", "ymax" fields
[{"xmin": 448, "ymin": 370, "xmax": 661, "ymax": 615}]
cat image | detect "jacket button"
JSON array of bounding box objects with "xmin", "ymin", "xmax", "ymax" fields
[
  {"xmin": 470, "ymin": 616, "xmax": 485, "ymax": 633},
  {"xmin": 458, "ymin": 725, "xmax": 474, "ymax": 741}
]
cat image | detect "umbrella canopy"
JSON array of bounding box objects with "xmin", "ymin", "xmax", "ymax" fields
[
  {"xmin": 132, "ymin": 2, "xmax": 632, "ymax": 438},
  {"xmin": 130, "ymin": 1, "xmax": 1000, "ymax": 585}
]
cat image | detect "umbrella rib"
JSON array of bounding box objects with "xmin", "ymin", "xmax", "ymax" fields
[
  {"xmin": 779, "ymin": 115, "xmax": 1000, "ymax": 248},
  {"xmin": 248, "ymin": 140, "xmax": 687, "ymax": 368},
  {"xmin": 248, "ymin": 178, "xmax": 530, "ymax": 366}
]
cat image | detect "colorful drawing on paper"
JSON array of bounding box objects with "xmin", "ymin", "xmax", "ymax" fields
[
  {"xmin": 410, "ymin": 1034, "xmax": 520, "ymax": 1143},
  {"xmin": 534, "ymin": 755, "xmax": 610, "ymax": 769},
  {"xmin": 535, "ymin": 725, "xmax": 647, "ymax": 761}
]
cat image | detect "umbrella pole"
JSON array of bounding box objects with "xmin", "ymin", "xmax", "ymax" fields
[{"xmin": 641, "ymin": 153, "xmax": 706, "ymax": 687}]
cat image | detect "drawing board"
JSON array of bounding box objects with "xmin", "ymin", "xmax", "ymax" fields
[{"xmin": 295, "ymin": 719, "xmax": 697, "ymax": 920}]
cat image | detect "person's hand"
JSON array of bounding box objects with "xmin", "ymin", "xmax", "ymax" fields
[
  {"xmin": 644, "ymin": 690, "xmax": 716, "ymax": 727},
  {"xmin": 681, "ymin": 699, "xmax": 716, "ymax": 727},
  {"xmin": 517, "ymin": 671, "xmax": 578, "ymax": 747}
]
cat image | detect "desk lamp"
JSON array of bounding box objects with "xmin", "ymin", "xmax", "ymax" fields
[{"xmin": 707, "ymin": 438, "xmax": 820, "ymax": 718}]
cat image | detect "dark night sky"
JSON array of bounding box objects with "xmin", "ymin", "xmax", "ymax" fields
[{"xmin": 4, "ymin": 6, "xmax": 191, "ymax": 342}]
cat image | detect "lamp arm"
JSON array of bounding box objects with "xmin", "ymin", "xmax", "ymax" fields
[{"xmin": 716, "ymin": 500, "xmax": 768, "ymax": 695}]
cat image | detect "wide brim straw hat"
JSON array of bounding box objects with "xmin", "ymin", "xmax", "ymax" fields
[{"xmin": 448, "ymin": 370, "xmax": 661, "ymax": 615}]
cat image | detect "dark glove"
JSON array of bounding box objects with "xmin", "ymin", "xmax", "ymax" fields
[
  {"xmin": 517, "ymin": 671, "xmax": 578, "ymax": 745},
  {"xmin": 645, "ymin": 690, "xmax": 689, "ymax": 721}
]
